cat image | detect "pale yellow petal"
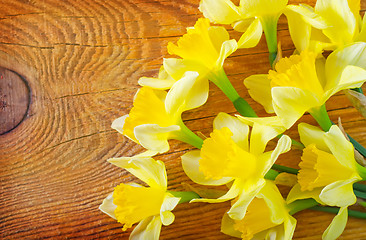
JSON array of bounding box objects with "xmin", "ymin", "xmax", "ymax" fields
[
  {"xmin": 244, "ymin": 74, "xmax": 274, "ymax": 113},
  {"xmin": 221, "ymin": 213, "xmax": 242, "ymax": 238},
  {"xmin": 130, "ymin": 216, "xmax": 162, "ymax": 240},
  {"xmin": 262, "ymin": 135, "xmax": 292, "ymax": 174},
  {"xmin": 324, "ymin": 125, "xmax": 356, "ymax": 169},
  {"xmin": 320, "ymin": 179, "xmax": 358, "ymax": 207},
  {"xmin": 356, "ymin": 13, "xmax": 366, "ymax": 41},
  {"xmin": 111, "ymin": 115, "xmax": 128, "ymax": 135},
  {"xmin": 160, "ymin": 194, "xmax": 180, "ymax": 226},
  {"xmin": 240, "ymin": 0, "xmax": 288, "ymax": 18},
  {"xmin": 325, "ymin": 42, "xmax": 366, "ymax": 91},
  {"xmin": 322, "ymin": 207, "xmax": 348, "ymax": 240},
  {"xmin": 99, "ymin": 192, "xmax": 117, "ymax": 220},
  {"xmin": 191, "ymin": 178, "xmax": 241, "ymax": 203},
  {"xmin": 237, "ymin": 18, "xmax": 262, "ymax": 49},
  {"xmin": 250, "ymin": 122, "xmax": 285, "ymax": 155},
  {"xmin": 199, "ymin": 0, "xmax": 241, "ymax": 24},
  {"xmin": 163, "ymin": 58, "xmax": 210, "ymax": 80},
  {"xmin": 138, "ymin": 66, "xmax": 176, "ymax": 90},
  {"xmin": 298, "ymin": 123, "xmax": 329, "ymax": 151},
  {"xmin": 228, "ymin": 179, "xmax": 265, "ymax": 220},
  {"xmin": 134, "ymin": 124, "xmax": 180, "ymax": 153},
  {"xmin": 286, "ymin": 183, "xmax": 323, "ymax": 204},
  {"xmin": 213, "ymin": 112, "xmax": 249, "ymax": 151},
  {"xmin": 215, "ymin": 39, "xmax": 238, "ymax": 70},
  {"xmin": 259, "ymin": 181, "xmax": 287, "ymax": 224},
  {"xmin": 165, "ymin": 71, "xmax": 201, "ymax": 114},
  {"xmin": 315, "ymin": 0, "xmax": 357, "ymax": 45},
  {"xmin": 108, "ymin": 157, "xmax": 167, "ymax": 189},
  {"xmin": 272, "ymin": 87, "xmax": 321, "ymax": 129},
  {"xmin": 181, "ymin": 150, "xmax": 233, "ymax": 186}
]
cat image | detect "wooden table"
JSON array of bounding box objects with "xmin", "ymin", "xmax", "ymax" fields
[{"xmin": 1, "ymin": 0, "xmax": 366, "ymax": 239}]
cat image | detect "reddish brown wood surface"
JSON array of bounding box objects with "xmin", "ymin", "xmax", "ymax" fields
[{"xmin": 1, "ymin": 0, "xmax": 366, "ymax": 239}]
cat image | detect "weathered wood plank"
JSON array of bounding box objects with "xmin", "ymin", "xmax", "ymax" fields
[{"xmin": 1, "ymin": 0, "xmax": 366, "ymax": 239}]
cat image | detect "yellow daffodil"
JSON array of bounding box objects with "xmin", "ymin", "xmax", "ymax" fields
[
  {"xmin": 112, "ymin": 76, "xmax": 204, "ymax": 153},
  {"xmin": 181, "ymin": 112, "xmax": 291, "ymax": 220},
  {"xmin": 166, "ymin": 18, "xmax": 259, "ymax": 117},
  {"xmin": 221, "ymin": 181, "xmax": 296, "ymax": 240},
  {"xmin": 99, "ymin": 154, "xmax": 180, "ymax": 240},
  {"xmin": 244, "ymin": 42, "xmax": 366, "ymax": 129},
  {"xmin": 287, "ymin": 123, "xmax": 366, "ymax": 240},
  {"xmin": 286, "ymin": 0, "xmax": 366, "ymax": 54}
]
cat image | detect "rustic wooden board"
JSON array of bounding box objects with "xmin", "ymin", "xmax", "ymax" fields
[{"xmin": 1, "ymin": 0, "xmax": 366, "ymax": 239}]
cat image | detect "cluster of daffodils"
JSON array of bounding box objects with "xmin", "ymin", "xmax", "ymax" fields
[{"xmin": 100, "ymin": 0, "xmax": 366, "ymax": 239}]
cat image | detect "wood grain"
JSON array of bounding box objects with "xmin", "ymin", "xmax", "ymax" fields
[{"xmin": 0, "ymin": 0, "xmax": 366, "ymax": 239}]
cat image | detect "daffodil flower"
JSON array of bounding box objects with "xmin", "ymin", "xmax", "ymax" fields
[
  {"xmin": 181, "ymin": 112, "xmax": 291, "ymax": 220},
  {"xmin": 167, "ymin": 18, "xmax": 257, "ymax": 117},
  {"xmin": 286, "ymin": 0, "xmax": 366, "ymax": 54},
  {"xmin": 112, "ymin": 74, "xmax": 204, "ymax": 153},
  {"xmin": 99, "ymin": 154, "xmax": 181, "ymax": 240},
  {"xmin": 199, "ymin": 0, "xmax": 288, "ymax": 64},
  {"xmin": 287, "ymin": 123, "xmax": 366, "ymax": 240},
  {"xmin": 221, "ymin": 180, "xmax": 296, "ymax": 240},
  {"xmin": 244, "ymin": 42, "xmax": 366, "ymax": 129}
]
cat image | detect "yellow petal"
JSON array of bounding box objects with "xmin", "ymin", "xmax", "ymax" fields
[
  {"xmin": 286, "ymin": 183, "xmax": 324, "ymax": 205},
  {"xmin": 240, "ymin": 0, "xmax": 288, "ymax": 18},
  {"xmin": 320, "ymin": 179, "xmax": 358, "ymax": 207},
  {"xmin": 167, "ymin": 18, "xmax": 222, "ymax": 70},
  {"xmin": 315, "ymin": 0, "xmax": 357, "ymax": 45},
  {"xmin": 272, "ymin": 87, "xmax": 321, "ymax": 129},
  {"xmin": 213, "ymin": 112, "xmax": 249, "ymax": 151},
  {"xmin": 134, "ymin": 124, "xmax": 180, "ymax": 153},
  {"xmin": 322, "ymin": 207, "xmax": 348, "ymax": 240},
  {"xmin": 324, "ymin": 125, "xmax": 357, "ymax": 169},
  {"xmin": 298, "ymin": 123, "xmax": 329, "ymax": 151},
  {"xmin": 111, "ymin": 115, "xmax": 128, "ymax": 136},
  {"xmin": 99, "ymin": 192, "xmax": 117, "ymax": 220},
  {"xmin": 130, "ymin": 216, "xmax": 162, "ymax": 240},
  {"xmin": 244, "ymin": 74, "xmax": 274, "ymax": 113},
  {"xmin": 216, "ymin": 39, "xmax": 238, "ymax": 70},
  {"xmin": 237, "ymin": 18, "xmax": 262, "ymax": 49},
  {"xmin": 199, "ymin": 0, "xmax": 242, "ymax": 24},
  {"xmin": 221, "ymin": 213, "xmax": 242, "ymax": 238},
  {"xmin": 181, "ymin": 150, "xmax": 233, "ymax": 185},
  {"xmin": 228, "ymin": 178, "xmax": 265, "ymax": 220},
  {"xmin": 163, "ymin": 58, "xmax": 210, "ymax": 80},
  {"xmin": 160, "ymin": 194, "xmax": 180, "ymax": 225},
  {"xmin": 108, "ymin": 156, "xmax": 167, "ymax": 189},
  {"xmin": 138, "ymin": 66, "xmax": 176, "ymax": 90},
  {"xmin": 191, "ymin": 178, "xmax": 242, "ymax": 203}
]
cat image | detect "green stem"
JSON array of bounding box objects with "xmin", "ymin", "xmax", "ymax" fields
[
  {"xmin": 175, "ymin": 121, "xmax": 203, "ymax": 149},
  {"xmin": 169, "ymin": 191, "xmax": 201, "ymax": 204},
  {"xmin": 352, "ymin": 87, "xmax": 363, "ymax": 94},
  {"xmin": 272, "ymin": 164, "xmax": 299, "ymax": 175},
  {"xmin": 264, "ymin": 169, "xmax": 280, "ymax": 180},
  {"xmin": 354, "ymin": 183, "xmax": 366, "ymax": 192},
  {"xmin": 354, "ymin": 190, "xmax": 366, "ymax": 199},
  {"xmin": 288, "ymin": 198, "xmax": 319, "ymax": 215},
  {"xmin": 356, "ymin": 163, "xmax": 366, "ymax": 180},
  {"xmin": 260, "ymin": 15, "xmax": 279, "ymax": 68},
  {"xmin": 209, "ymin": 68, "xmax": 257, "ymax": 117},
  {"xmin": 309, "ymin": 104, "xmax": 332, "ymax": 131},
  {"xmin": 310, "ymin": 206, "xmax": 366, "ymax": 220}
]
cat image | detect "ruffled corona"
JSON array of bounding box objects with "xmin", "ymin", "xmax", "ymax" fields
[
  {"xmin": 113, "ymin": 184, "xmax": 166, "ymax": 231},
  {"xmin": 298, "ymin": 144, "xmax": 355, "ymax": 192}
]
